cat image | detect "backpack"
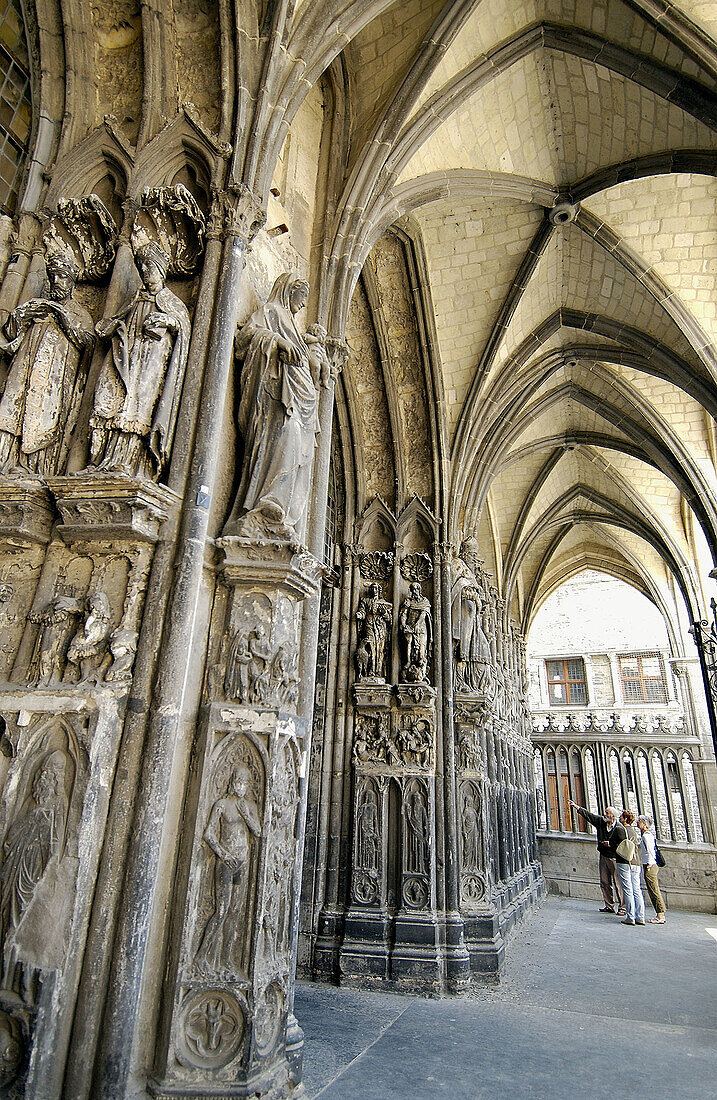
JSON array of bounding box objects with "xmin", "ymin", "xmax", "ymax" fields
[{"xmin": 654, "ymin": 841, "xmax": 666, "ymax": 868}]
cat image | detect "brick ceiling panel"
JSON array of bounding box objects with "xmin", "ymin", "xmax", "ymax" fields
[
  {"xmin": 492, "ymin": 223, "xmax": 705, "ymax": 382},
  {"xmin": 399, "ymin": 51, "xmax": 717, "ymax": 191},
  {"xmin": 415, "ymin": 196, "xmax": 545, "ymax": 439},
  {"xmin": 586, "ymin": 174, "xmax": 717, "ymax": 348},
  {"xmin": 408, "ymin": 0, "xmax": 717, "ymax": 125}
]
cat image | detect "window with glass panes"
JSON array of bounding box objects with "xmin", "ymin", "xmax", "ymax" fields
[
  {"xmin": 545, "ymin": 658, "xmax": 587, "ymax": 705},
  {"xmin": 0, "ymin": 0, "xmax": 31, "ymax": 216},
  {"xmin": 619, "ymin": 652, "xmax": 668, "ymax": 704}
]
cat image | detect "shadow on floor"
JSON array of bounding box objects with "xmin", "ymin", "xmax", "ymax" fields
[{"xmin": 295, "ymin": 896, "xmax": 717, "ymax": 1099}]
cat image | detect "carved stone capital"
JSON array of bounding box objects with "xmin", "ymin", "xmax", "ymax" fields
[
  {"xmin": 217, "ymin": 537, "xmax": 321, "ymax": 602},
  {"xmin": 0, "ymin": 480, "xmax": 54, "ymax": 546},
  {"xmin": 353, "ymin": 681, "xmax": 393, "ymax": 711},
  {"xmin": 396, "ymin": 683, "xmax": 436, "ymax": 709},
  {"xmin": 208, "ymin": 184, "xmax": 266, "ymax": 247},
  {"xmin": 325, "ymin": 335, "xmax": 349, "ymax": 378},
  {"xmin": 48, "ymin": 473, "xmax": 180, "ymax": 546}
]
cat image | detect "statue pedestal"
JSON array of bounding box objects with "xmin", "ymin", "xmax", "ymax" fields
[
  {"xmin": 48, "ymin": 472, "xmax": 179, "ymax": 547},
  {"xmin": 395, "ymin": 682, "xmax": 436, "ymax": 708},
  {"xmin": 353, "ymin": 680, "xmax": 392, "ymax": 710},
  {"xmin": 0, "ymin": 479, "xmax": 54, "ymax": 546}
]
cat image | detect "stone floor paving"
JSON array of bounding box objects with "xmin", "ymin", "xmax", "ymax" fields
[{"xmin": 295, "ymin": 896, "xmax": 717, "ymax": 1099}]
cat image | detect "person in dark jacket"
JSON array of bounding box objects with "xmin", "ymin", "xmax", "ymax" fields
[{"xmin": 568, "ymin": 800, "xmax": 625, "ymax": 914}]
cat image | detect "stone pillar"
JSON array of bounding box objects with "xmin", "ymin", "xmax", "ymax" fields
[
  {"xmin": 150, "ymin": 539, "xmax": 320, "ymax": 1099},
  {"xmin": 91, "ymin": 185, "xmax": 267, "ymax": 1096}
]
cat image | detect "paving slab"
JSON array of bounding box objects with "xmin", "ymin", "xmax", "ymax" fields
[{"xmin": 295, "ymin": 896, "xmax": 717, "ymax": 1099}]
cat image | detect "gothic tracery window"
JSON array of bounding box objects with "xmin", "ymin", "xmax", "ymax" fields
[{"xmin": 0, "ymin": 0, "xmax": 31, "ymax": 216}]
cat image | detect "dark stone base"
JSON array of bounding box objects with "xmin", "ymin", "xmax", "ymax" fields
[
  {"xmin": 148, "ymin": 1056, "xmax": 302, "ymax": 1100},
  {"xmin": 463, "ymin": 863, "xmax": 545, "ymax": 980}
]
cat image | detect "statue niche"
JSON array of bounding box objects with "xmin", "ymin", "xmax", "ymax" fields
[
  {"xmin": 0, "ymin": 246, "xmax": 94, "ymax": 477},
  {"xmin": 89, "ymin": 185, "xmax": 204, "ymax": 482},
  {"xmin": 195, "ymin": 762, "xmax": 261, "ymax": 976},
  {"xmin": 224, "ymin": 273, "xmax": 326, "ymax": 542},
  {"xmin": 0, "ymin": 748, "xmax": 71, "ymax": 971}
]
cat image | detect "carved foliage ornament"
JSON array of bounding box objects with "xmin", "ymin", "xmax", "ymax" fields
[{"xmin": 42, "ymin": 195, "xmax": 118, "ymax": 283}]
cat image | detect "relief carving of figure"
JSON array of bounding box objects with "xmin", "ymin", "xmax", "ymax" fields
[
  {"xmin": 355, "ymin": 582, "xmax": 392, "ymax": 681},
  {"xmin": 224, "ymin": 273, "xmax": 325, "ymax": 542},
  {"xmin": 0, "ymin": 249, "xmax": 94, "ymax": 476},
  {"xmin": 224, "ymin": 625, "xmax": 272, "ymax": 703},
  {"xmin": 356, "ymin": 786, "xmax": 380, "ymax": 872},
  {"xmin": 451, "ymin": 541, "xmax": 493, "ymax": 696},
  {"xmin": 404, "ymin": 784, "xmax": 429, "ymax": 875},
  {"xmin": 195, "ymin": 765, "xmax": 261, "ymax": 974},
  {"xmin": 26, "ymin": 595, "xmax": 83, "ymax": 686},
  {"xmin": 461, "ymin": 791, "xmax": 481, "ymax": 872},
  {"xmin": 398, "ymin": 582, "xmax": 432, "ymax": 684},
  {"xmin": 90, "ymin": 239, "xmax": 191, "ymax": 481},
  {"xmin": 66, "ymin": 591, "xmax": 112, "ymax": 683},
  {"xmin": 0, "ymin": 752, "xmax": 68, "ymax": 959}
]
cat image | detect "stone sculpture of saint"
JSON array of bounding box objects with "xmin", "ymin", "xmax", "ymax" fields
[
  {"xmin": 398, "ymin": 582, "xmax": 432, "ymax": 683},
  {"xmin": 451, "ymin": 541, "xmax": 494, "ymax": 695},
  {"xmin": 26, "ymin": 595, "xmax": 84, "ymax": 686},
  {"xmin": 66, "ymin": 592, "xmax": 112, "ymax": 683},
  {"xmin": 355, "ymin": 582, "xmax": 392, "ymax": 681},
  {"xmin": 90, "ymin": 240, "xmax": 191, "ymax": 481},
  {"xmin": 224, "ymin": 273, "xmax": 324, "ymax": 541},
  {"xmin": 195, "ymin": 764, "xmax": 261, "ymax": 974},
  {"xmin": 0, "ymin": 249, "xmax": 94, "ymax": 476},
  {"xmin": 461, "ymin": 792, "xmax": 481, "ymax": 872},
  {"xmin": 356, "ymin": 787, "xmax": 380, "ymax": 872},
  {"xmin": 0, "ymin": 753, "xmax": 67, "ymax": 959},
  {"xmin": 405, "ymin": 785, "xmax": 429, "ymax": 875}
]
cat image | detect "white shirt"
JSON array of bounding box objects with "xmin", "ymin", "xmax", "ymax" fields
[{"xmin": 641, "ymin": 830, "xmax": 657, "ymax": 866}]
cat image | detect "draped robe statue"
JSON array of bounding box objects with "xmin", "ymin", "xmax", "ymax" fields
[
  {"xmin": 224, "ymin": 273, "xmax": 324, "ymax": 541},
  {"xmin": 451, "ymin": 543, "xmax": 494, "ymax": 695},
  {"xmin": 90, "ymin": 241, "xmax": 190, "ymax": 481},
  {"xmin": 0, "ymin": 251, "xmax": 94, "ymax": 476}
]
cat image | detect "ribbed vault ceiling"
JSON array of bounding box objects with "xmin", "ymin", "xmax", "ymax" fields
[{"xmin": 327, "ymin": 0, "xmax": 717, "ymax": 638}]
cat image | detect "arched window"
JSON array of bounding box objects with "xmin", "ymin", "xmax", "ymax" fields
[
  {"xmin": 0, "ymin": 0, "xmax": 31, "ymax": 215},
  {"xmin": 583, "ymin": 748, "xmax": 599, "ymax": 814},
  {"xmin": 681, "ymin": 752, "xmax": 704, "ymax": 844}
]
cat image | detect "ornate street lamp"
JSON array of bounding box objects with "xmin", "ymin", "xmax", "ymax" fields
[{"xmin": 689, "ymin": 597, "xmax": 717, "ymax": 761}]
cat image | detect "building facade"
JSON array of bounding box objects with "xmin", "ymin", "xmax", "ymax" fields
[{"xmin": 0, "ymin": 1, "xmax": 715, "ymax": 1097}]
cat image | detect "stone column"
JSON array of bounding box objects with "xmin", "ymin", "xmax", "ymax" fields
[
  {"xmin": 91, "ymin": 185, "xmax": 266, "ymax": 1096},
  {"xmin": 150, "ymin": 539, "xmax": 320, "ymax": 1099}
]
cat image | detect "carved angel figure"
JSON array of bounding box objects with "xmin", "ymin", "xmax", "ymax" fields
[
  {"xmin": 90, "ymin": 240, "xmax": 191, "ymax": 480},
  {"xmin": 398, "ymin": 582, "xmax": 432, "ymax": 683},
  {"xmin": 66, "ymin": 592, "xmax": 112, "ymax": 682},
  {"xmin": 224, "ymin": 273, "xmax": 325, "ymax": 541},
  {"xmin": 195, "ymin": 765, "xmax": 261, "ymax": 974},
  {"xmin": 0, "ymin": 250, "xmax": 94, "ymax": 476}
]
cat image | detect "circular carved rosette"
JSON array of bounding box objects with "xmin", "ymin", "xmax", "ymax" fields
[
  {"xmin": 402, "ymin": 874, "xmax": 429, "ymax": 910},
  {"xmin": 253, "ymin": 982, "xmax": 284, "ymax": 1056},
  {"xmin": 461, "ymin": 873, "xmax": 486, "ymax": 909},
  {"xmin": 177, "ymin": 988, "xmax": 245, "ymax": 1069},
  {"xmin": 352, "ymin": 870, "xmax": 379, "ymax": 906}
]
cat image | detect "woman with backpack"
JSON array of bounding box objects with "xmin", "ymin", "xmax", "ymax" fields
[
  {"xmin": 609, "ymin": 809, "xmax": 645, "ymax": 926},
  {"xmin": 638, "ymin": 815, "xmax": 667, "ymax": 924}
]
